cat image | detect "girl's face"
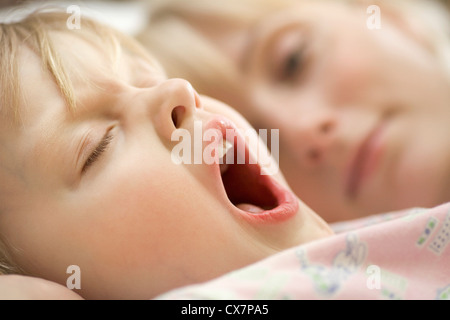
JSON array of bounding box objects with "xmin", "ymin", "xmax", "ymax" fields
[
  {"xmin": 189, "ymin": 1, "xmax": 450, "ymax": 221},
  {"xmin": 0, "ymin": 33, "xmax": 331, "ymax": 299}
]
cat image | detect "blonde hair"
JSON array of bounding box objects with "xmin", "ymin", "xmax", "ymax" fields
[
  {"xmin": 137, "ymin": 0, "xmax": 290, "ymax": 102},
  {"xmin": 0, "ymin": 236, "xmax": 23, "ymax": 275},
  {"xmin": 0, "ymin": 8, "xmax": 154, "ymax": 275},
  {"xmin": 0, "ymin": 9, "xmax": 154, "ymax": 124},
  {"xmin": 138, "ymin": 0, "xmax": 450, "ymax": 99}
]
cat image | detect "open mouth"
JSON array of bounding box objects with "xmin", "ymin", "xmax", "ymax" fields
[
  {"xmin": 211, "ymin": 121, "xmax": 298, "ymax": 223},
  {"xmin": 219, "ymin": 138, "xmax": 278, "ymax": 213}
]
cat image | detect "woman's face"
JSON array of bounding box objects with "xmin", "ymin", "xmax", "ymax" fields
[
  {"xmin": 188, "ymin": 1, "xmax": 450, "ymax": 221},
  {"xmin": 0, "ymin": 33, "xmax": 331, "ymax": 299}
]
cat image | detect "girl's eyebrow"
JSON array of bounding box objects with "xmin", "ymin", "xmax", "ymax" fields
[{"xmin": 124, "ymin": 53, "xmax": 165, "ymax": 88}]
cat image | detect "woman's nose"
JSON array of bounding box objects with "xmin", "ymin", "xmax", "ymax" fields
[
  {"xmin": 149, "ymin": 79, "xmax": 201, "ymax": 140},
  {"xmin": 292, "ymin": 112, "xmax": 337, "ymax": 166}
]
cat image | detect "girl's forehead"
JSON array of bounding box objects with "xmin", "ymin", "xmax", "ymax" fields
[
  {"xmin": 54, "ymin": 31, "xmax": 165, "ymax": 83},
  {"xmin": 54, "ymin": 32, "xmax": 118, "ymax": 71},
  {"xmin": 2, "ymin": 19, "xmax": 166, "ymax": 129}
]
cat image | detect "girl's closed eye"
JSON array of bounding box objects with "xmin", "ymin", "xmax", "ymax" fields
[{"xmin": 82, "ymin": 130, "xmax": 115, "ymax": 174}]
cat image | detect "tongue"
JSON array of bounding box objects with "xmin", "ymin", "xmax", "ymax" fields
[{"xmin": 236, "ymin": 203, "xmax": 265, "ymax": 213}]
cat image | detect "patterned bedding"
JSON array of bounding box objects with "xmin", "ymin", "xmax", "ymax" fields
[{"xmin": 156, "ymin": 203, "xmax": 450, "ymax": 300}]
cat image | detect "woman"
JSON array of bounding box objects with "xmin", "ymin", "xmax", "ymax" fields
[{"xmin": 138, "ymin": 0, "xmax": 450, "ymax": 222}]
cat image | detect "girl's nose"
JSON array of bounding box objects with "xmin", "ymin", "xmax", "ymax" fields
[{"xmin": 149, "ymin": 79, "xmax": 201, "ymax": 140}]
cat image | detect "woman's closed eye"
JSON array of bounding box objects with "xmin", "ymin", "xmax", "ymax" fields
[{"xmin": 82, "ymin": 130, "xmax": 114, "ymax": 174}]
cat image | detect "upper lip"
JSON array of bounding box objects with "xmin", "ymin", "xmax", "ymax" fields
[
  {"xmin": 204, "ymin": 116, "xmax": 299, "ymax": 224},
  {"xmin": 346, "ymin": 119, "xmax": 386, "ymax": 198}
]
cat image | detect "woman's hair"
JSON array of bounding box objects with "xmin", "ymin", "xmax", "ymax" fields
[
  {"xmin": 137, "ymin": 0, "xmax": 290, "ymax": 102},
  {"xmin": 0, "ymin": 8, "xmax": 154, "ymax": 275},
  {"xmin": 137, "ymin": 0, "xmax": 450, "ymax": 99}
]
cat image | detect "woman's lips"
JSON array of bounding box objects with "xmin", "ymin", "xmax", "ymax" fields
[
  {"xmin": 205, "ymin": 117, "xmax": 299, "ymax": 224},
  {"xmin": 346, "ymin": 120, "xmax": 387, "ymax": 198}
]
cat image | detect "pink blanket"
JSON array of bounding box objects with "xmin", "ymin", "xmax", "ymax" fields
[{"xmin": 156, "ymin": 202, "xmax": 450, "ymax": 300}]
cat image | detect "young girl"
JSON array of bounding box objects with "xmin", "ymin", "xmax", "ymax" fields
[
  {"xmin": 0, "ymin": 10, "xmax": 332, "ymax": 299},
  {"xmin": 138, "ymin": 0, "xmax": 450, "ymax": 223},
  {"xmin": 1, "ymin": 8, "xmax": 449, "ymax": 301}
]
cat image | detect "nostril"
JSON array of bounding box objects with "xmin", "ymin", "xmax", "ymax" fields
[
  {"xmin": 320, "ymin": 121, "xmax": 334, "ymax": 135},
  {"xmin": 171, "ymin": 106, "xmax": 185, "ymax": 129},
  {"xmin": 307, "ymin": 148, "xmax": 321, "ymax": 163}
]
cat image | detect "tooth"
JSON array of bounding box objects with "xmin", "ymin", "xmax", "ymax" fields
[{"xmin": 217, "ymin": 139, "xmax": 233, "ymax": 160}]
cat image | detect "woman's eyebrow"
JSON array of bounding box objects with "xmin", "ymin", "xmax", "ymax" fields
[
  {"xmin": 239, "ymin": 18, "xmax": 292, "ymax": 72},
  {"xmin": 239, "ymin": 15, "xmax": 305, "ymax": 72}
]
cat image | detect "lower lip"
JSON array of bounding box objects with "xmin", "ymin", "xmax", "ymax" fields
[
  {"xmin": 206, "ymin": 117, "xmax": 299, "ymax": 224},
  {"xmin": 239, "ymin": 174, "xmax": 300, "ymax": 225},
  {"xmin": 346, "ymin": 121, "xmax": 387, "ymax": 198}
]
